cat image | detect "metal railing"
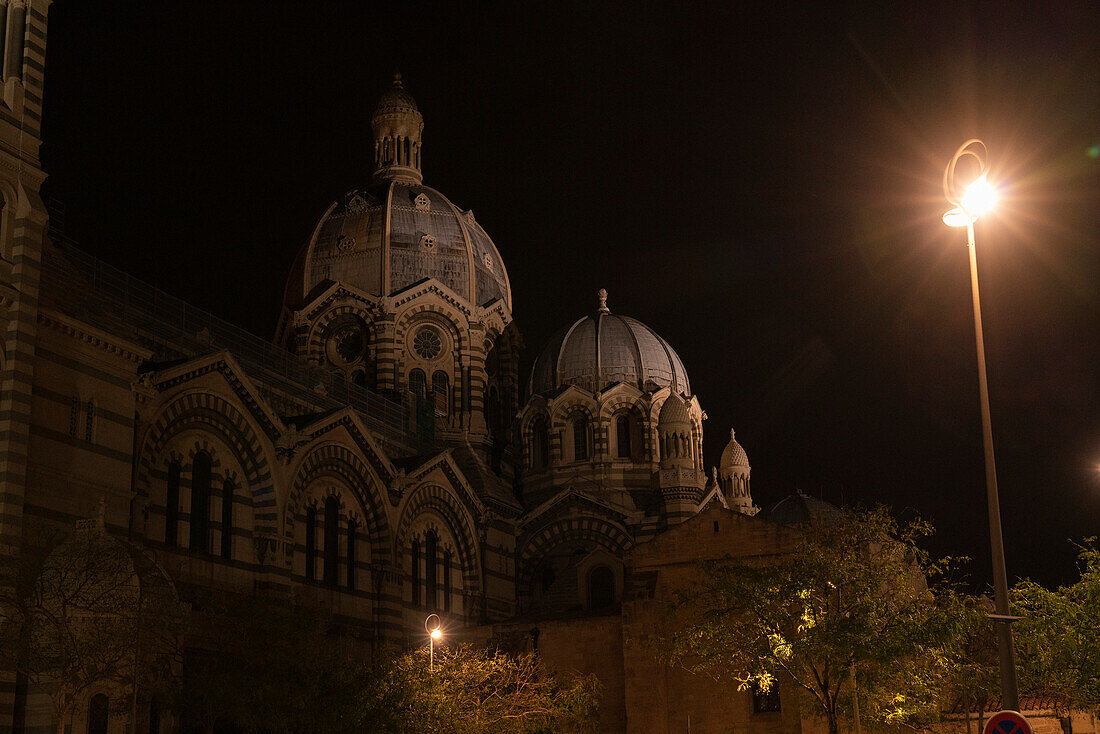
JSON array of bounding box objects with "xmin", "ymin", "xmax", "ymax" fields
[{"xmin": 40, "ymin": 238, "xmax": 410, "ymax": 436}]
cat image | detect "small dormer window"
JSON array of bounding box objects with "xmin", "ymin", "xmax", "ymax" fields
[
  {"xmin": 419, "ymin": 233, "xmax": 436, "ymax": 250},
  {"xmin": 414, "ymin": 193, "xmax": 431, "ymax": 211},
  {"xmin": 483, "ymin": 253, "xmax": 493, "ymax": 271}
]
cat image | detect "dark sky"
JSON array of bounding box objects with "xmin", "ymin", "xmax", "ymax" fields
[{"xmin": 39, "ymin": 1, "xmax": 1098, "ymax": 588}]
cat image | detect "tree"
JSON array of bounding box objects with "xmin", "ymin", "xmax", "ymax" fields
[
  {"xmin": 1013, "ymin": 539, "xmax": 1100, "ymax": 716},
  {"xmin": 388, "ymin": 643, "xmax": 601, "ymax": 733},
  {"xmin": 0, "ymin": 522, "xmax": 181, "ymax": 734},
  {"xmin": 659, "ymin": 507, "xmax": 974, "ymax": 734}
]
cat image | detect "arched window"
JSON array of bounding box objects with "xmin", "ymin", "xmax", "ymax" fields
[
  {"xmin": 486, "ymin": 386, "xmax": 500, "ymax": 435},
  {"xmin": 753, "ymin": 684, "xmax": 782, "ymax": 713},
  {"xmin": 572, "ymin": 416, "xmax": 588, "ymax": 461},
  {"xmin": 352, "ymin": 370, "xmax": 367, "ymax": 389},
  {"xmin": 220, "ymin": 479, "xmax": 233, "ymax": 560},
  {"xmin": 189, "ymin": 452, "xmax": 212, "ymax": 553},
  {"xmin": 87, "ymin": 693, "xmax": 108, "ymax": 734},
  {"xmin": 541, "ymin": 564, "xmax": 555, "ymax": 593},
  {"xmin": 69, "ymin": 395, "xmax": 79, "ymax": 438},
  {"xmin": 531, "ymin": 417, "xmax": 549, "ymax": 468},
  {"xmin": 305, "ymin": 506, "xmax": 317, "ymax": 581},
  {"xmin": 323, "ymin": 495, "xmax": 340, "ymax": 587},
  {"xmin": 347, "ymin": 519, "xmax": 357, "ymax": 591},
  {"xmin": 425, "ymin": 530, "xmax": 438, "ymax": 611},
  {"xmin": 411, "ymin": 539, "xmax": 421, "ymax": 606},
  {"xmin": 84, "ymin": 399, "xmax": 96, "ymax": 442},
  {"xmin": 432, "ymin": 370, "xmax": 449, "ymax": 416},
  {"xmin": 149, "ymin": 699, "xmax": 161, "ymax": 734},
  {"xmin": 409, "ymin": 369, "xmax": 426, "ymax": 403},
  {"xmin": 588, "ymin": 566, "xmax": 615, "ymax": 609},
  {"xmin": 443, "ymin": 550, "xmax": 452, "ymax": 612},
  {"xmin": 616, "ymin": 415, "xmax": 632, "ymax": 459},
  {"xmin": 165, "ymin": 462, "xmax": 180, "ymax": 546}
]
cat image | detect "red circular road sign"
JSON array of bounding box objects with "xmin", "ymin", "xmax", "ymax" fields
[{"xmin": 984, "ymin": 710, "xmax": 1033, "ymax": 734}]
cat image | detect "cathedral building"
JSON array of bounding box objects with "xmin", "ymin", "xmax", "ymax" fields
[{"xmin": 0, "ymin": 23, "xmax": 768, "ymax": 724}]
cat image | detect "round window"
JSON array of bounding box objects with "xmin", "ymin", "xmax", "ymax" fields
[
  {"xmin": 325, "ymin": 319, "xmax": 367, "ymax": 366},
  {"xmin": 412, "ymin": 326, "xmax": 443, "ymax": 360}
]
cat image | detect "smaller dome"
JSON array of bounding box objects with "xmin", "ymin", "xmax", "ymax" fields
[
  {"xmin": 763, "ymin": 491, "xmax": 841, "ymax": 526},
  {"xmin": 529, "ymin": 289, "xmax": 691, "ymax": 395},
  {"xmin": 375, "ymin": 73, "xmax": 419, "ymax": 113},
  {"xmin": 658, "ymin": 393, "xmax": 691, "ymax": 428},
  {"xmin": 720, "ymin": 428, "xmax": 749, "ymax": 469}
]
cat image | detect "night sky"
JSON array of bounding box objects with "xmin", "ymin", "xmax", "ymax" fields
[{"xmin": 39, "ymin": 2, "xmax": 1098, "ymax": 588}]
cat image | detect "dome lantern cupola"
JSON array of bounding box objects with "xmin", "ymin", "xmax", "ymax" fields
[{"xmin": 371, "ymin": 73, "xmax": 424, "ymax": 185}]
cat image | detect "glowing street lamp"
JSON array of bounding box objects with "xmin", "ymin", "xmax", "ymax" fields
[
  {"xmin": 942, "ymin": 139, "xmax": 1019, "ymax": 711},
  {"xmin": 425, "ymin": 613, "xmax": 442, "ymax": 674}
]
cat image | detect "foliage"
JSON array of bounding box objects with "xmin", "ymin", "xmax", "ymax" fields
[
  {"xmin": 0, "ymin": 526, "xmax": 181, "ymax": 734},
  {"xmin": 387, "ymin": 643, "xmax": 601, "ymax": 733},
  {"xmin": 1013, "ymin": 539, "xmax": 1100, "ymax": 716},
  {"xmin": 658, "ymin": 506, "xmax": 974, "ymax": 734}
]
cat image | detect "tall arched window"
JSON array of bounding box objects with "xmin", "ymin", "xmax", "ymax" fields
[
  {"xmin": 189, "ymin": 452, "xmax": 212, "ymax": 552},
  {"xmin": 84, "ymin": 399, "xmax": 96, "ymax": 442},
  {"xmin": 486, "ymin": 386, "xmax": 500, "ymax": 436},
  {"xmin": 87, "ymin": 693, "xmax": 108, "ymax": 734},
  {"xmin": 425, "ymin": 531, "xmax": 438, "ymax": 611},
  {"xmin": 409, "ymin": 369, "xmax": 426, "ymax": 404},
  {"xmin": 165, "ymin": 462, "xmax": 180, "ymax": 547},
  {"xmin": 220, "ymin": 479, "xmax": 233, "ymax": 560},
  {"xmin": 588, "ymin": 566, "xmax": 615, "ymax": 609},
  {"xmin": 573, "ymin": 416, "xmax": 588, "ymax": 461},
  {"xmin": 411, "ymin": 539, "xmax": 421, "ymax": 606},
  {"xmin": 323, "ymin": 495, "xmax": 340, "ymax": 587},
  {"xmin": 305, "ymin": 506, "xmax": 317, "ymax": 581},
  {"xmin": 615, "ymin": 415, "xmax": 632, "ymax": 459},
  {"xmin": 531, "ymin": 417, "xmax": 549, "ymax": 468},
  {"xmin": 347, "ymin": 519, "xmax": 357, "ymax": 591},
  {"xmin": 443, "ymin": 550, "xmax": 452, "ymax": 612},
  {"xmin": 149, "ymin": 699, "xmax": 161, "ymax": 734},
  {"xmin": 432, "ymin": 371, "xmax": 449, "ymax": 416}
]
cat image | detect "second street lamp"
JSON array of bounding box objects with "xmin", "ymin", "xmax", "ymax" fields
[
  {"xmin": 426, "ymin": 613, "xmax": 442, "ymax": 674},
  {"xmin": 942, "ymin": 138, "xmax": 1020, "ymax": 712}
]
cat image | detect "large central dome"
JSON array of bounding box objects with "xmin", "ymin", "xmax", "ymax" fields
[
  {"xmin": 283, "ymin": 76, "xmax": 511, "ymax": 310},
  {"xmin": 529, "ymin": 289, "xmax": 690, "ymax": 395},
  {"xmin": 284, "ymin": 182, "xmax": 511, "ymax": 309}
]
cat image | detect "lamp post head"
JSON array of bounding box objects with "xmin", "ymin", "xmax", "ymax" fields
[
  {"xmin": 943, "ymin": 139, "xmax": 996, "ymax": 228},
  {"xmin": 430, "ymin": 628, "xmax": 442, "ymax": 640}
]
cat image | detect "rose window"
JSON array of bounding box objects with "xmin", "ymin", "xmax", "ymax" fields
[
  {"xmin": 325, "ymin": 319, "xmax": 367, "ymax": 366},
  {"xmin": 412, "ymin": 326, "xmax": 442, "ymax": 360}
]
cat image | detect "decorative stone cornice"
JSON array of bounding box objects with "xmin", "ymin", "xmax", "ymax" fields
[{"xmin": 37, "ymin": 309, "xmax": 152, "ymax": 364}]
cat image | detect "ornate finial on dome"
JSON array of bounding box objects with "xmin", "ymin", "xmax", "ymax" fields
[
  {"xmin": 371, "ymin": 75, "xmax": 424, "ymax": 184},
  {"xmin": 730, "ymin": 428, "xmax": 736, "ymax": 440},
  {"xmin": 597, "ymin": 288, "xmax": 609, "ymax": 314}
]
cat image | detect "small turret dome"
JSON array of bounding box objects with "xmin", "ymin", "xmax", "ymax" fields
[
  {"xmin": 720, "ymin": 428, "xmax": 749, "ymax": 469},
  {"xmin": 529, "ymin": 289, "xmax": 691, "ymax": 396},
  {"xmin": 658, "ymin": 393, "xmax": 692, "ymax": 428}
]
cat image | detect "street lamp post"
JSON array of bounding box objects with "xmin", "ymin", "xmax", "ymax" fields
[
  {"xmin": 942, "ymin": 139, "xmax": 1020, "ymax": 712},
  {"xmin": 425, "ymin": 613, "xmax": 442, "ymax": 674}
]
